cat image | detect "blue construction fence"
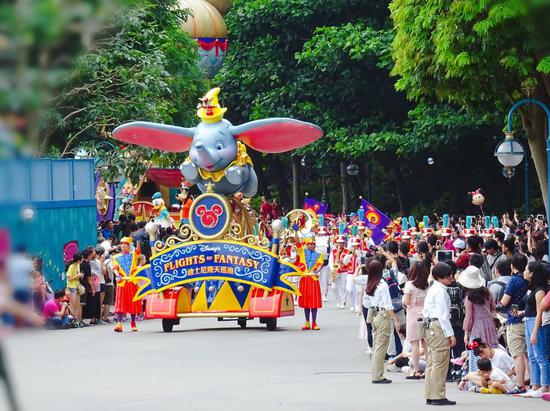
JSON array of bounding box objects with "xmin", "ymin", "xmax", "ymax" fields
[{"xmin": 0, "ymin": 158, "xmax": 97, "ymax": 291}]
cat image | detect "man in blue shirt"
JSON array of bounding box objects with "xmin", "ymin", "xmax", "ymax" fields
[{"xmin": 500, "ymin": 253, "xmax": 529, "ymax": 394}]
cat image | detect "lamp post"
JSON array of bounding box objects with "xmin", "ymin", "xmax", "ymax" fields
[
  {"xmin": 494, "ymin": 132, "xmax": 527, "ymax": 215},
  {"xmin": 502, "ymin": 97, "xmax": 550, "ymax": 261},
  {"xmin": 316, "ymin": 164, "xmax": 331, "ymax": 205}
]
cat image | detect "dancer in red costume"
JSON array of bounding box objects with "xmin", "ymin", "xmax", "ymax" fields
[
  {"xmin": 295, "ymin": 236, "xmax": 324, "ymax": 330},
  {"xmin": 112, "ymin": 237, "xmax": 142, "ymax": 332}
]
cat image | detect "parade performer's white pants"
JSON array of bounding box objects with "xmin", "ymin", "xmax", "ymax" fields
[
  {"xmin": 332, "ymin": 274, "xmax": 347, "ymax": 305},
  {"xmin": 345, "ymin": 275, "xmax": 362, "ymax": 310},
  {"xmin": 318, "ymin": 266, "xmax": 330, "ymax": 298}
]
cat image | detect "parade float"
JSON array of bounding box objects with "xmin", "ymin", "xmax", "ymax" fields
[{"xmin": 112, "ymin": 87, "xmax": 323, "ymax": 331}]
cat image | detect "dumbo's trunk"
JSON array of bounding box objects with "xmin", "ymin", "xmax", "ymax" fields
[{"xmin": 340, "ymin": 161, "xmax": 348, "ymax": 215}]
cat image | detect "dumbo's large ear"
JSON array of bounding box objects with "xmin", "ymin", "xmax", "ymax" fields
[
  {"xmin": 112, "ymin": 121, "xmax": 196, "ymax": 153},
  {"xmin": 229, "ymin": 118, "xmax": 323, "ymax": 153}
]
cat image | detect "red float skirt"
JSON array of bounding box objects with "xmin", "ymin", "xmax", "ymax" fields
[
  {"xmin": 114, "ymin": 281, "xmax": 142, "ymax": 315},
  {"xmin": 298, "ymin": 276, "xmax": 322, "ymax": 309}
]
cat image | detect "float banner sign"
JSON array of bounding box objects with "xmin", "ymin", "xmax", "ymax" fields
[{"xmin": 132, "ymin": 241, "xmax": 301, "ymax": 300}]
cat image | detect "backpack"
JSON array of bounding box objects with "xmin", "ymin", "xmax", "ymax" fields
[
  {"xmin": 447, "ymin": 284, "xmax": 464, "ymax": 326},
  {"xmin": 384, "ymin": 269, "xmax": 403, "ymax": 313},
  {"xmin": 488, "ymin": 279, "xmax": 508, "ymax": 305},
  {"xmin": 480, "ymin": 256, "xmax": 492, "ymax": 282}
]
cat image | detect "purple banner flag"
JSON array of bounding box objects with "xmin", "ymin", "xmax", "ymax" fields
[
  {"xmin": 303, "ymin": 197, "xmax": 327, "ymax": 216},
  {"xmin": 360, "ymin": 199, "xmax": 391, "ymax": 245}
]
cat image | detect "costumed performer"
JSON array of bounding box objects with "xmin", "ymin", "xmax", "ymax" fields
[
  {"xmin": 329, "ymin": 235, "xmax": 348, "ymax": 309},
  {"xmin": 177, "ymin": 185, "xmax": 193, "ymax": 225},
  {"xmin": 296, "ymin": 235, "xmax": 324, "ymax": 330},
  {"xmin": 151, "ymin": 192, "xmax": 174, "ymax": 239},
  {"xmin": 315, "ymin": 226, "xmax": 331, "ymax": 301},
  {"xmin": 343, "ymin": 236, "xmax": 362, "ymax": 312},
  {"xmin": 112, "ymin": 237, "xmax": 143, "ymax": 333}
]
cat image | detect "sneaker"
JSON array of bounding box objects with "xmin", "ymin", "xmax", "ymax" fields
[
  {"xmin": 506, "ymin": 386, "xmax": 527, "ymax": 395},
  {"xmin": 130, "ymin": 321, "xmax": 138, "ymax": 332},
  {"xmin": 322, "ymin": 297, "xmax": 328, "ymax": 302},
  {"xmin": 311, "ymin": 322, "xmax": 320, "ymax": 330},
  {"xmin": 480, "ymin": 388, "xmax": 491, "ymax": 394},
  {"xmin": 520, "ymin": 389, "xmax": 542, "ymax": 398},
  {"xmin": 301, "ymin": 321, "xmax": 311, "ymax": 331},
  {"xmin": 490, "ymin": 388, "xmax": 504, "ymax": 394},
  {"xmin": 114, "ymin": 322, "xmax": 123, "ymax": 333}
]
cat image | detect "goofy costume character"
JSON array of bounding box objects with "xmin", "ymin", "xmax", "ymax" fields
[{"xmin": 296, "ymin": 236, "xmax": 324, "ymax": 330}]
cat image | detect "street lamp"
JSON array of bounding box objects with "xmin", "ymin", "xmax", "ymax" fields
[
  {"xmin": 316, "ymin": 164, "xmax": 331, "ymax": 205},
  {"xmin": 504, "ymin": 97, "xmax": 550, "ymax": 261},
  {"xmin": 494, "ymin": 133, "xmax": 525, "ymax": 168},
  {"xmin": 346, "ymin": 163, "xmax": 359, "ymax": 176},
  {"xmin": 494, "ymin": 132, "xmax": 526, "ymax": 186},
  {"xmin": 501, "ymin": 166, "xmax": 516, "ymax": 180}
]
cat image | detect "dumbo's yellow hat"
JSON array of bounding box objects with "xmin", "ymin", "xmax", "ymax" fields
[{"xmin": 197, "ymin": 87, "xmax": 227, "ymax": 123}]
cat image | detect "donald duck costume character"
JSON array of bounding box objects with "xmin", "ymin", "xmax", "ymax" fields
[{"xmin": 152, "ymin": 192, "xmax": 174, "ymax": 238}]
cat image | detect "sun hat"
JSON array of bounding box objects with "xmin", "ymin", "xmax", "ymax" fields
[
  {"xmin": 457, "ymin": 265, "xmax": 485, "ymax": 289},
  {"xmin": 453, "ymin": 238, "xmax": 466, "ymax": 249}
]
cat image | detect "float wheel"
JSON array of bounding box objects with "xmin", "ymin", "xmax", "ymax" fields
[
  {"xmin": 237, "ymin": 318, "xmax": 247, "ymax": 328},
  {"xmin": 265, "ymin": 317, "xmax": 277, "ymax": 331},
  {"xmin": 162, "ymin": 318, "xmax": 176, "ymax": 333}
]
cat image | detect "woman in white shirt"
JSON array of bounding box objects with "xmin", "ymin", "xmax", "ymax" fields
[{"xmin": 366, "ymin": 259, "xmax": 400, "ymax": 384}]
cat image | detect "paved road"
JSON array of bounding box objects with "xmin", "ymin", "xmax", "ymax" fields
[{"xmin": 2, "ymin": 299, "xmax": 547, "ymax": 411}]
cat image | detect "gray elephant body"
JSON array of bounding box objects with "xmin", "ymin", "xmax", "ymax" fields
[
  {"xmin": 113, "ymin": 115, "xmax": 323, "ymax": 198},
  {"xmin": 179, "ymin": 120, "xmax": 258, "ymax": 197}
]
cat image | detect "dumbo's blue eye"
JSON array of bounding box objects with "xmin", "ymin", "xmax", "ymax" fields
[{"xmin": 216, "ymin": 143, "xmax": 224, "ymax": 150}]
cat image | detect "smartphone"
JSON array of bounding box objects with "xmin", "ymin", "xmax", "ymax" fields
[
  {"xmin": 436, "ymin": 250, "xmax": 454, "ymax": 263},
  {"xmin": 510, "ymin": 304, "xmax": 519, "ymax": 312},
  {"xmin": 360, "ymin": 256, "xmax": 367, "ymax": 266}
]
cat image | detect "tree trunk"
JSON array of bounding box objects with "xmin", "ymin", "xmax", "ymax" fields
[
  {"xmin": 272, "ymin": 156, "xmax": 290, "ymax": 208},
  {"xmin": 389, "ymin": 161, "xmax": 407, "ymax": 215},
  {"xmin": 292, "ymin": 155, "xmax": 300, "ymax": 210},
  {"xmin": 519, "ymin": 92, "xmax": 550, "ymax": 213},
  {"xmin": 340, "ymin": 161, "xmax": 349, "ymax": 215}
]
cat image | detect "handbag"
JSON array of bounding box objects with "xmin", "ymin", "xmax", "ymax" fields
[{"xmin": 77, "ymin": 284, "xmax": 86, "ymax": 296}]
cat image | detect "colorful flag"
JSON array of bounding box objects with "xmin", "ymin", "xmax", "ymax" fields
[
  {"xmin": 359, "ymin": 198, "xmax": 391, "ymax": 245},
  {"xmin": 303, "ymin": 197, "xmax": 327, "ymax": 216}
]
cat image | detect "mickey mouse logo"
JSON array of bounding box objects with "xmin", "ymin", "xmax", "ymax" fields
[{"xmin": 196, "ymin": 204, "xmax": 223, "ymax": 228}]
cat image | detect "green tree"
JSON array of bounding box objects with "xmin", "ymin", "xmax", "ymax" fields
[
  {"xmin": 390, "ymin": 0, "xmax": 550, "ymax": 210},
  {"xmin": 46, "ymin": 0, "xmax": 208, "ymax": 181},
  {"xmin": 0, "ymin": 0, "xmax": 121, "ymax": 151},
  {"xmin": 219, "ymin": 0, "xmax": 495, "ymax": 214}
]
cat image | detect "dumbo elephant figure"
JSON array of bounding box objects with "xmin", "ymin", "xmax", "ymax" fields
[{"xmin": 112, "ymin": 88, "xmax": 323, "ymax": 197}]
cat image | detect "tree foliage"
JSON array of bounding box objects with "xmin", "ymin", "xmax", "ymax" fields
[
  {"xmin": 390, "ymin": 0, "xmax": 550, "ymax": 109},
  {"xmin": 46, "ymin": 0, "xmax": 208, "ymax": 182},
  {"xmin": 390, "ymin": 0, "xmax": 550, "ymax": 211},
  {"xmin": 218, "ymin": 0, "xmax": 499, "ymax": 213}
]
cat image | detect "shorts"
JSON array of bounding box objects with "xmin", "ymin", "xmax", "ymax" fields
[
  {"xmin": 506, "ymin": 322, "xmax": 526, "ymax": 357},
  {"xmin": 80, "ymin": 292, "xmax": 87, "ymax": 305},
  {"xmin": 100, "ymin": 284, "xmax": 106, "ymax": 293},
  {"xmin": 69, "ymin": 288, "xmax": 77, "ymax": 295},
  {"xmin": 104, "ymin": 284, "xmax": 114, "ymax": 306}
]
